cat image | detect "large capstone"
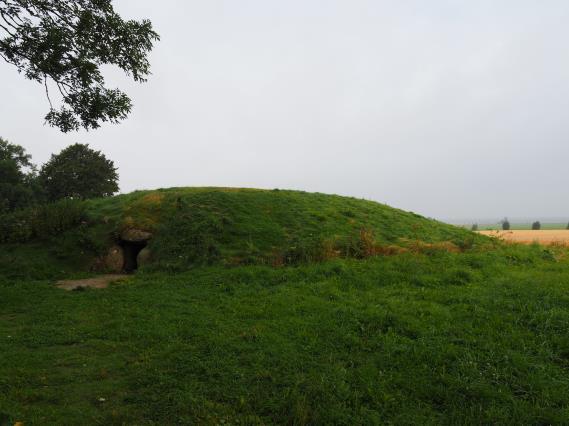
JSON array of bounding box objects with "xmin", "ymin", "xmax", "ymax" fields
[{"xmin": 120, "ymin": 228, "xmax": 153, "ymax": 243}]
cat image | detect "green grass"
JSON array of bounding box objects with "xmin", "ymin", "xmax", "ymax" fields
[
  {"xmin": 1, "ymin": 245, "xmax": 569, "ymax": 424},
  {"xmin": 2, "ymin": 188, "xmax": 568, "ymax": 424}
]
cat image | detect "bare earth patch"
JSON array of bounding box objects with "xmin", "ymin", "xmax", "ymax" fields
[
  {"xmin": 56, "ymin": 274, "xmax": 129, "ymax": 291},
  {"xmin": 479, "ymin": 230, "xmax": 569, "ymax": 245}
]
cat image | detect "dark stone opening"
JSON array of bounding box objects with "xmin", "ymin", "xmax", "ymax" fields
[{"xmin": 120, "ymin": 241, "xmax": 147, "ymax": 273}]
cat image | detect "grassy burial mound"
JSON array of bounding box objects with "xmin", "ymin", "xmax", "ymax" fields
[
  {"xmin": 2, "ymin": 189, "xmax": 569, "ymax": 423},
  {"xmin": 0, "ymin": 187, "xmax": 480, "ymax": 278}
]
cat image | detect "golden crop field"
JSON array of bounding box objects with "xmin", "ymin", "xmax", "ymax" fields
[{"xmin": 479, "ymin": 230, "xmax": 569, "ymax": 245}]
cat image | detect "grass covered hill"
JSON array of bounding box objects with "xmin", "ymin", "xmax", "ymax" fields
[
  {"xmin": 0, "ymin": 187, "xmax": 480, "ymax": 278},
  {"xmin": 2, "ymin": 188, "xmax": 569, "ymax": 423}
]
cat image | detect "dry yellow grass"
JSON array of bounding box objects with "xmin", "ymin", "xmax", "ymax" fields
[{"xmin": 479, "ymin": 230, "xmax": 569, "ymax": 246}]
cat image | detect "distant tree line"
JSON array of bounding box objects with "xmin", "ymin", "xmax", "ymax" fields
[
  {"xmin": 470, "ymin": 219, "xmax": 567, "ymax": 231},
  {"xmin": 0, "ymin": 137, "xmax": 118, "ymax": 213}
]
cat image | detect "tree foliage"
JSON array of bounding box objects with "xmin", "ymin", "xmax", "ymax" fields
[
  {"xmin": 532, "ymin": 221, "xmax": 541, "ymax": 230},
  {"xmin": 0, "ymin": 137, "xmax": 37, "ymax": 212},
  {"xmin": 501, "ymin": 218, "xmax": 510, "ymax": 231},
  {"xmin": 39, "ymin": 143, "xmax": 118, "ymax": 200},
  {"xmin": 0, "ymin": 0, "xmax": 159, "ymax": 132}
]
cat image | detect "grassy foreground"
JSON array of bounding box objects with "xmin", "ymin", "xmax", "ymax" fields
[
  {"xmin": 1, "ymin": 245, "xmax": 569, "ymax": 424},
  {"xmin": 1, "ymin": 189, "xmax": 568, "ymax": 424}
]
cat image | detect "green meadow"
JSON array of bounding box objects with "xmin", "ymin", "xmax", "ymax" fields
[{"xmin": 1, "ymin": 188, "xmax": 568, "ymax": 424}]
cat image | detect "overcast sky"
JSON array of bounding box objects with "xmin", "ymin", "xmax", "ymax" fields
[{"xmin": 2, "ymin": 0, "xmax": 569, "ymax": 222}]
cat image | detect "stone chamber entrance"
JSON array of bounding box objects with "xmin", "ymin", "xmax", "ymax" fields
[
  {"xmin": 98, "ymin": 229, "xmax": 153, "ymax": 274},
  {"xmin": 120, "ymin": 240, "xmax": 148, "ymax": 272},
  {"xmin": 113, "ymin": 228, "xmax": 153, "ymax": 273}
]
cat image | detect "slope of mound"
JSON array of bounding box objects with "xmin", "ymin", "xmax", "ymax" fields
[{"xmin": 0, "ymin": 187, "xmax": 481, "ymax": 276}]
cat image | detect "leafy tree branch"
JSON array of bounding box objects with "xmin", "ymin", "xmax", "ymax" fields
[{"xmin": 0, "ymin": 0, "xmax": 159, "ymax": 132}]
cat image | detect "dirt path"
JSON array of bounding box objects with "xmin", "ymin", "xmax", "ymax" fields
[{"xmin": 56, "ymin": 274, "xmax": 130, "ymax": 291}]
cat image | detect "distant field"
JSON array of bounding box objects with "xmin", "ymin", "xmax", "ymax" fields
[{"xmin": 479, "ymin": 229, "xmax": 569, "ymax": 245}]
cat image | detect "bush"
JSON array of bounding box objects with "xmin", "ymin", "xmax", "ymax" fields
[
  {"xmin": 471, "ymin": 224, "xmax": 478, "ymax": 231},
  {"xmin": 501, "ymin": 218, "xmax": 511, "ymax": 231},
  {"xmin": 532, "ymin": 221, "xmax": 541, "ymax": 230},
  {"xmin": 0, "ymin": 200, "xmax": 86, "ymax": 243}
]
